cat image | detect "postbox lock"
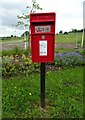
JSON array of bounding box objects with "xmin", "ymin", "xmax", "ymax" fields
[{"xmin": 42, "ymin": 35, "xmax": 45, "ymax": 39}]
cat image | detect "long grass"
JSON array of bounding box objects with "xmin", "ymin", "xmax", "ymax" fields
[{"xmin": 2, "ymin": 67, "xmax": 83, "ymax": 118}]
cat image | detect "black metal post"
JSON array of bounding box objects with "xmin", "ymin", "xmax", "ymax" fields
[{"xmin": 40, "ymin": 62, "xmax": 45, "ymax": 108}]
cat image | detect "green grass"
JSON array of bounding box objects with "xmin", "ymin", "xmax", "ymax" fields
[
  {"xmin": 1, "ymin": 37, "xmax": 24, "ymax": 43},
  {"xmin": 2, "ymin": 67, "xmax": 83, "ymax": 118},
  {"xmin": 56, "ymin": 32, "xmax": 82, "ymax": 44},
  {"xmin": 1, "ymin": 32, "xmax": 82, "ymax": 44},
  {"xmin": 55, "ymin": 48, "xmax": 84, "ymax": 54},
  {"xmin": 1, "ymin": 45, "xmax": 84, "ymax": 57},
  {"xmin": 1, "ymin": 47, "xmax": 29, "ymax": 56}
]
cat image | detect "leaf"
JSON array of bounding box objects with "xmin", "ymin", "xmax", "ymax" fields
[{"xmin": 16, "ymin": 0, "xmax": 42, "ymax": 28}]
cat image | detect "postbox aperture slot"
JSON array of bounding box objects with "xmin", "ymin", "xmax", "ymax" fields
[
  {"xmin": 31, "ymin": 22, "xmax": 55, "ymax": 34},
  {"xmin": 31, "ymin": 20, "xmax": 54, "ymax": 23},
  {"xmin": 32, "ymin": 22, "xmax": 54, "ymax": 25}
]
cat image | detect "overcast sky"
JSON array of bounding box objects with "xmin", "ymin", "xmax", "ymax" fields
[{"xmin": 0, "ymin": 0, "xmax": 84, "ymax": 37}]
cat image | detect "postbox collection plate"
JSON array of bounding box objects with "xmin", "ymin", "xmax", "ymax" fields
[
  {"xmin": 39, "ymin": 40, "xmax": 47, "ymax": 56},
  {"xmin": 35, "ymin": 26, "xmax": 51, "ymax": 33}
]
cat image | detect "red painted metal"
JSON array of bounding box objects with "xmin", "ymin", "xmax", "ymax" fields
[{"xmin": 30, "ymin": 12, "xmax": 56, "ymax": 62}]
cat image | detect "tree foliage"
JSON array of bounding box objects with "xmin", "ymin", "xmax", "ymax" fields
[{"xmin": 16, "ymin": 0, "xmax": 42, "ymax": 28}]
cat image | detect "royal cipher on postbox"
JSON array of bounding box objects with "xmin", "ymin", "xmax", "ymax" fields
[{"xmin": 30, "ymin": 12, "xmax": 56, "ymax": 63}]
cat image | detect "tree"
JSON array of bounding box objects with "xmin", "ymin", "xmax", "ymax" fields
[
  {"xmin": 16, "ymin": 0, "xmax": 42, "ymax": 49},
  {"xmin": 11, "ymin": 35, "xmax": 13, "ymax": 37},
  {"xmin": 59, "ymin": 30, "xmax": 63, "ymax": 34},
  {"xmin": 21, "ymin": 31, "xmax": 29, "ymax": 37},
  {"xmin": 71, "ymin": 29, "xmax": 77, "ymax": 33},
  {"xmin": 16, "ymin": 0, "xmax": 42, "ymax": 28},
  {"xmin": 63, "ymin": 32, "xmax": 68, "ymax": 35}
]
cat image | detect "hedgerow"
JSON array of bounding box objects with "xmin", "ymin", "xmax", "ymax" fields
[{"xmin": 2, "ymin": 52, "xmax": 85, "ymax": 78}]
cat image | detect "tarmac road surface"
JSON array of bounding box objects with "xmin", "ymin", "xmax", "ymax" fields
[{"xmin": 1, "ymin": 41, "xmax": 76, "ymax": 50}]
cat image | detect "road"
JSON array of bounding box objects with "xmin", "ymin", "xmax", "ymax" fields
[{"xmin": 1, "ymin": 40, "xmax": 76, "ymax": 50}]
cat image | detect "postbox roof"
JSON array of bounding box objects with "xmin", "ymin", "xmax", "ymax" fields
[
  {"xmin": 30, "ymin": 12, "xmax": 55, "ymax": 15},
  {"xmin": 30, "ymin": 12, "xmax": 56, "ymax": 22}
]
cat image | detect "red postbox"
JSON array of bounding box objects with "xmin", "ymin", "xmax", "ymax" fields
[{"xmin": 30, "ymin": 12, "xmax": 56, "ymax": 62}]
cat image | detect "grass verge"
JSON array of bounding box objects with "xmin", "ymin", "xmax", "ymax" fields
[{"xmin": 2, "ymin": 67, "xmax": 83, "ymax": 118}]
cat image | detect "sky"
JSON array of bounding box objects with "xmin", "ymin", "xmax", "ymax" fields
[{"xmin": 0, "ymin": 0, "xmax": 84, "ymax": 37}]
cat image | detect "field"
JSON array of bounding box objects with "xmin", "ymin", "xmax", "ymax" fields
[
  {"xmin": 56, "ymin": 32, "xmax": 82, "ymax": 44},
  {"xmin": 1, "ymin": 32, "xmax": 82, "ymax": 43},
  {"xmin": 2, "ymin": 67, "xmax": 83, "ymax": 118},
  {"xmin": 0, "ymin": 37, "xmax": 24, "ymax": 43},
  {"xmin": 0, "ymin": 32, "xmax": 82, "ymax": 51},
  {"xmin": 1, "ymin": 31, "xmax": 84, "ymax": 119}
]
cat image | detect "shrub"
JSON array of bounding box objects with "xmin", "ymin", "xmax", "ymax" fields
[
  {"xmin": 2, "ymin": 56, "xmax": 16, "ymax": 77},
  {"xmin": 2, "ymin": 47, "xmax": 29, "ymax": 56},
  {"xmin": 2, "ymin": 55, "xmax": 40, "ymax": 78},
  {"xmin": 55, "ymin": 52, "xmax": 85, "ymax": 67},
  {"xmin": 2, "ymin": 52, "xmax": 85, "ymax": 78}
]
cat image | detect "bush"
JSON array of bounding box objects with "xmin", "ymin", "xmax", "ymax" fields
[
  {"xmin": 64, "ymin": 32, "xmax": 68, "ymax": 35},
  {"xmin": 2, "ymin": 52, "xmax": 85, "ymax": 78},
  {"xmin": 2, "ymin": 47, "xmax": 29, "ymax": 56},
  {"xmin": 55, "ymin": 52, "xmax": 85, "ymax": 67},
  {"xmin": 2, "ymin": 55, "xmax": 40, "ymax": 78}
]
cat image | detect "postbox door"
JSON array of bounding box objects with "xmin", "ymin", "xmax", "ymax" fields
[{"xmin": 31, "ymin": 34, "xmax": 55, "ymax": 62}]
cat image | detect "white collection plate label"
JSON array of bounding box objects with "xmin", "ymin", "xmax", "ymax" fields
[{"xmin": 39, "ymin": 41, "xmax": 47, "ymax": 56}]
